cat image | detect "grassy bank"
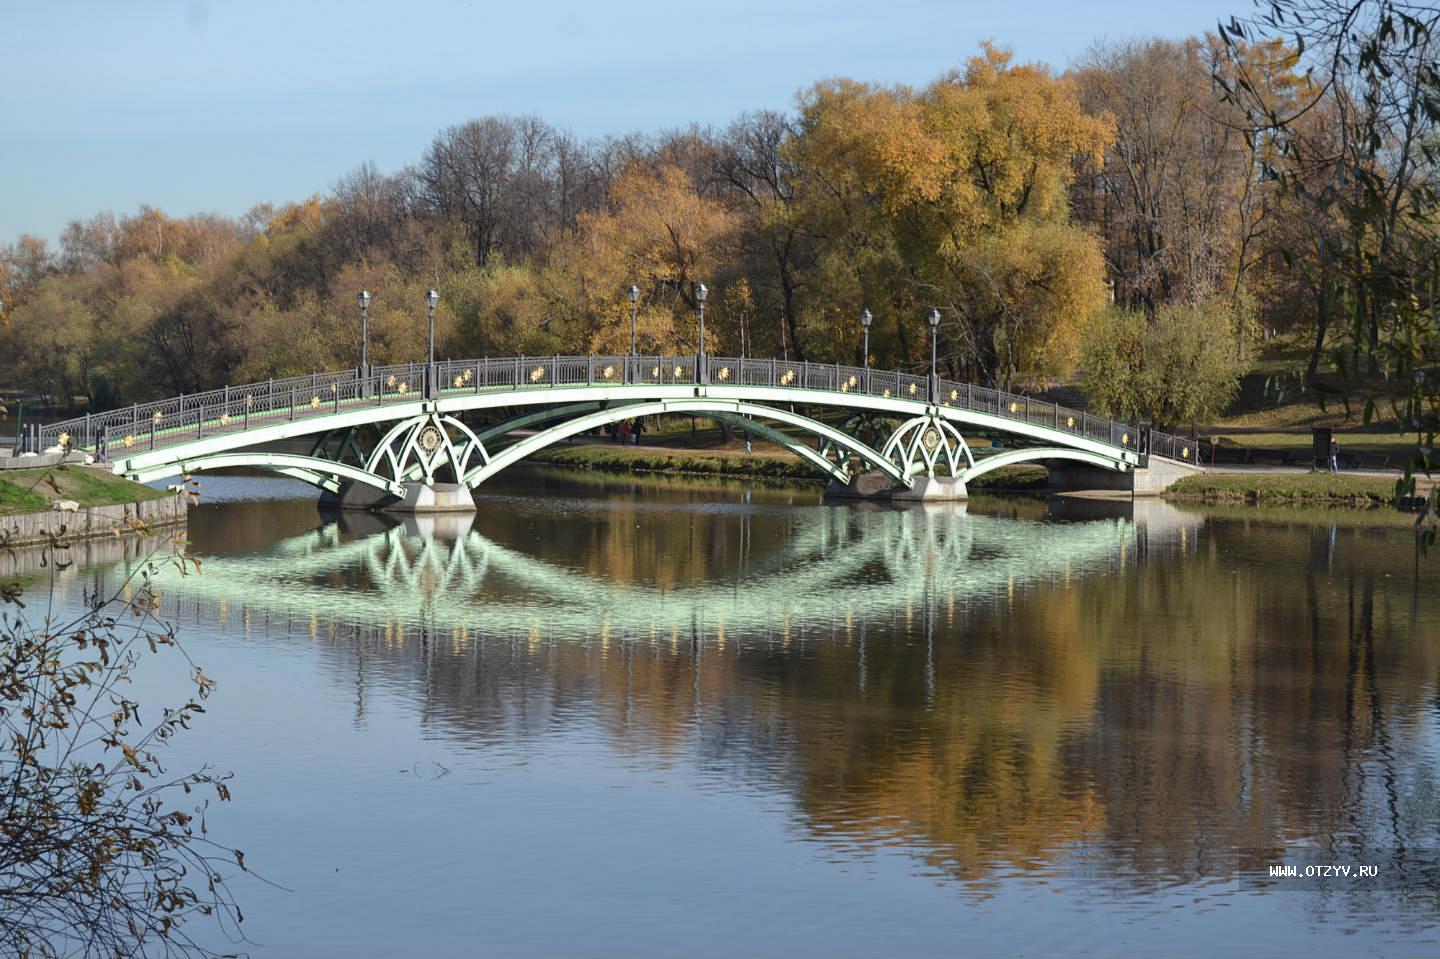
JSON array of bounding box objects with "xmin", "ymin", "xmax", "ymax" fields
[
  {"xmin": 530, "ymin": 444, "xmax": 821, "ymax": 482},
  {"xmin": 528, "ymin": 442, "xmax": 1052, "ymax": 491},
  {"xmin": 970, "ymin": 464, "xmax": 1049, "ymax": 491},
  {"xmin": 0, "ymin": 465, "xmax": 168, "ymax": 516},
  {"xmin": 1206, "ymin": 430, "xmax": 1419, "ymax": 460},
  {"xmin": 1165, "ymin": 472, "xmax": 1426, "ymax": 507}
]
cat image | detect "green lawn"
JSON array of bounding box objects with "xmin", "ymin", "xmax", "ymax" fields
[{"xmin": 0, "ymin": 479, "xmax": 46, "ymax": 514}]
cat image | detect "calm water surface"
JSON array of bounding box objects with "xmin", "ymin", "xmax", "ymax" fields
[{"xmin": 19, "ymin": 469, "xmax": 1440, "ymax": 957}]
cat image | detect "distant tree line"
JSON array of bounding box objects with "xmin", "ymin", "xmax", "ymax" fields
[{"xmin": 0, "ymin": 19, "xmax": 1434, "ymax": 433}]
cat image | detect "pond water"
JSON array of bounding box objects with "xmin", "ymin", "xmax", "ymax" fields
[{"xmin": 18, "ymin": 468, "xmax": 1440, "ymax": 957}]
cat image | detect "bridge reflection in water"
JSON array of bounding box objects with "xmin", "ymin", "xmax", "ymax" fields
[
  {"xmin": 17, "ymin": 490, "xmax": 1440, "ymax": 928},
  {"xmin": 126, "ymin": 503, "xmax": 1161, "ymax": 644}
]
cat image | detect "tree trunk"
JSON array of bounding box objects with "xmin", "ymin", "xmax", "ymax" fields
[{"xmin": 1306, "ymin": 284, "xmax": 1329, "ymax": 383}]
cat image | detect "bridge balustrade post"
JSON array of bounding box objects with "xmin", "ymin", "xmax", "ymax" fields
[
  {"xmin": 587, "ymin": 356, "xmax": 594, "ymax": 384},
  {"xmin": 84, "ymin": 412, "xmax": 91, "ymax": 449},
  {"xmin": 196, "ymin": 407, "xmax": 202, "ymax": 439},
  {"xmin": 474, "ymin": 361, "xmax": 481, "ymax": 393},
  {"xmin": 770, "ymin": 358, "xmax": 776, "ymax": 387},
  {"xmin": 514, "ymin": 356, "xmax": 521, "ymax": 390},
  {"xmin": 290, "ymin": 385, "xmax": 296, "ymax": 421},
  {"xmin": 267, "ymin": 379, "xmax": 273, "ymax": 417}
]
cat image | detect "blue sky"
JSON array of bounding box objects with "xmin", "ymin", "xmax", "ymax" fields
[{"xmin": 1, "ymin": 0, "xmax": 1246, "ymax": 246}]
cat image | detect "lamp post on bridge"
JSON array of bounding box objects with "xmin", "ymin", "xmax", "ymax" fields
[
  {"xmin": 627, "ymin": 284, "xmax": 640, "ymax": 355},
  {"xmin": 927, "ymin": 307, "xmax": 940, "ymax": 404},
  {"xmin": 695, "ymin": 282, "xmax": 708, "ymax": 384},
  {"xmin": 357, "ymin": 290, "xmax": 371, "ymax": 390},
  {"xmin": 860, "ymin": 308, "xmax": 872, "ymax": 369},
  {"xmin": 627, "ymin": 284, "xmax": 640, "ymax": 383},
  {"xmin": 0, "ymin": 297, "xmax": 14, "ymax": 453},
  {"xmin": 426, "ymin": 289, "xmax": 439, "ymax": 398}
]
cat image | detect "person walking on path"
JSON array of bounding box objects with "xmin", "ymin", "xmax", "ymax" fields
[
  {"xmin": 631, "ymin": 419, "xmax": 643, "ymax": 445},
  {"xmin": 618, "ymin": 420, "xmax": 631, "ymax": 445},
  {"xmin": 1330, "ymin": 436, "xmax": 1340, "ymax": 472}
]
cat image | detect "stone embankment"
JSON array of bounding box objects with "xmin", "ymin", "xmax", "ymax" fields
[{"xmin": 0, "ymin": 493, "xmax": 186, "ymax": 549}]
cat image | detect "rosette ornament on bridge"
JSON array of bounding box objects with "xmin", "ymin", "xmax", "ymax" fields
[{"xmin": 882, "ymin": 415, "xmax": 973, "ymax": 478}]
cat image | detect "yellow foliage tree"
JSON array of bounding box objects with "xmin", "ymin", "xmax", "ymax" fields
[
  {"xmin": 790, "ymin": 45, "xmax": 1113, "ymax": 387},
  {"xmin": 559, "ymin": 162, "xmax": 737, "ymax": 354}
]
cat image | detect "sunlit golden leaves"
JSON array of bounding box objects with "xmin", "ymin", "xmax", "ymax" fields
[{"xmin": 789, "ymin": 45, "xmax": 1112, "ymax": 385}]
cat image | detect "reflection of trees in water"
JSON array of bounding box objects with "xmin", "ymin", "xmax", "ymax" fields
[{"xmin": 50, "ymin": 499, "xmax": 1440, "ymax": 908}]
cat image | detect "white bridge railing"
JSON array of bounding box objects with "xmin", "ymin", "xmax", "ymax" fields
[{"xmin": 28, "ymin": 355, "xmax": 1200, "ymax": 466}]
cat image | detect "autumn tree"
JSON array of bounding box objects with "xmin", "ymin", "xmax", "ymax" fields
[
  {"xmin": 789, "ymin": 46, "xmax": 1113, "ymax": 387},
  {"xmin": 1081, "ymin": 298, "xmax": 1245, "ymax": 427},
  {"xmin": 716, "ymin": 111, "xmax": 810, "ymax": 359},
  {"xmin": 418, "ymin": 115, "xmax": 603, "ymax": 268},
  {"xmin": 555, "ymin": 161, "xmax": 737, "ymax": 354},
  {"xmin": 1072, "ymin": 40, "xmax": 1235, "ymax": 311}
]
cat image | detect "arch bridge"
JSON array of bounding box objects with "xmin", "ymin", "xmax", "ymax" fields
[{"xmin": 30, "ymin": 355, "xmax": 1201, "ymax": 509}]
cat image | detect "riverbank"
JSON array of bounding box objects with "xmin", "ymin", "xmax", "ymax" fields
[
  {"xmin": 528, "ymin": 443, "xmax": 1051, "ymax": 491},
  {"xmin": 0, "ymin": 465, "xmax": 171, "ymax": 515},
  {"xmin": 1165, "ymin": 471, "xmax": 1434, "ymax": 507},
  {"xmin": 530, "ymin": 444, "xmax": 821, "ymax": 483},
  {"xmin": 0, "ymin": 465, "xmax": 184, "ymax": 547},
  {"xmin": 530, "ymin": 441, "xmax": 1435, "ymax": 509}
]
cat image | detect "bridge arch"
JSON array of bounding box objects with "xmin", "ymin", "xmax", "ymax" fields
[
  {"xmin": 127, "ymin": 452, "xmax": 407, "ymax": 496},
  {"xmin": 461, "ymin": 399, "xmax": 914, "ymax": 489},
  {"xmin": 125, "ymin": 398, "xmax": 915, "ymax": 494},
  {"xmin": 957, "ymin": 447, "xmax": 1129, "ymax": 486}
]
